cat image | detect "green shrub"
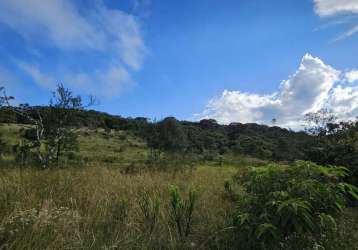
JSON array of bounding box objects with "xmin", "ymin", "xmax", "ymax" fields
[
  {"xmin": 168, "ymin": 185, "xmax": 198, "ymax": 239},
  {"xmin": 227, "ymin": 161, "xmax": 358, "ymax": 249}
]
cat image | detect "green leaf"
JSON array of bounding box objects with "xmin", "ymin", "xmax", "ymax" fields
[{"xmin": 255, "ymin": 223, "xmax": 278, "ymax": 239}]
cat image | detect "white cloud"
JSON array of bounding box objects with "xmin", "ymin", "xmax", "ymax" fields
[
  {"xmin": 0, "ymin": 0, "xmax": 146, "ymax": 98},
  {"xmin": 345, "ymin": 70, "xmax": 358, "ymax": 82},
  {"xmin": 278, "ymin": 54, "xmax": 339, "ymax": 115},
  {"xmin": 328, "ymin": 85, "xmax": 358, "ymax": 116},
  {"xmin": 201, "ymin": 91, "xmax": 278, "ymax": 124},
  {"xmin": 199, "ymin": 54, "xmax": 358, "ymax": 129},
  {"xmin": 314, "ymin": 0, "xmax": 358, "ymax": 17},
  {"xmin": 313, "ymin": 0, "xmax": 358, "ymax": 40},
  {"xmin": 15, "ymin": 62, "xmax": 133, "ymax": 99}
]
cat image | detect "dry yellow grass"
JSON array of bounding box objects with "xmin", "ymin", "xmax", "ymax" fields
[{"xmin": 0, "ymin": 165, "xmax": 238, "ymax": 249}]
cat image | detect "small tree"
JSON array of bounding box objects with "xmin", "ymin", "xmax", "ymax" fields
[
  {"xmin": 1, "ymin": 84, "xmax": 94, "ymax": 167},
  {"xmin": 157, "ymin": 117, "xmax": 187, "ymax": 153},
  {"xmin": 146, "ymin": 117, "xmax": 188, "ymax": 163}
]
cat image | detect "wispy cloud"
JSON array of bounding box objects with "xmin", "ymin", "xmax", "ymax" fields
[
  {"xmin": 17, "ymin": 63, "xmax": 56, "ymax": 89},
  {"xmin": 132, "ymin": 0, "xmax": 152, "ymax": 18},
  {"xmin": 0, "ymin": 0, "xmax": 147, "ymax": 98},
  {"xmin": 335, "ymin": 24, "xmax": 358, "ymax": 41},
  {"xmin": 199, "ymin": 54, "xmax": 358, "ymax": 129},
  {"xmin": 314, "ymin": 0, "xmax": 358, "ymax": 16},
  {"xmin": 313, "ymin": 0, "xmax": 358, "ymax": 40},
  {"xmin": 63, "ymin": 66, "xmax": 132, "ymax": 99}
]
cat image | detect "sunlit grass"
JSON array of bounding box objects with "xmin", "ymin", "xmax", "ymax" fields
[{"xmin": 0, "ymin": 165, "xmax": 237, "ymax": 249}]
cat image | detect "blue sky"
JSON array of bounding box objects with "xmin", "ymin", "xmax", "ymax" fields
[{"xmin": 0, "ymin": 0, "xmax": 357, "ymax": 128}]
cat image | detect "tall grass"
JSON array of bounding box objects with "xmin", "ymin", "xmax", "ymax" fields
[
  {"xmin": 1, "ymin": 164, "xmax": 358, "ymax": 249},
  {"xmin": 0, "ymin": 165, "xmax": 237, "ymax": 249}
]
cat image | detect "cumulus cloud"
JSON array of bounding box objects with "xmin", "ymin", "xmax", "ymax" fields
[
  {"xmin": 345, "ymin": 70, "xmax": 358, "ymax": 82},
  {"xmin": 313, "ymin": 0, "xmax": 358, "ymax": 40},
  {"xmin": 0, "ymin": 0, "xmax": 146, "ymax": 98},
  {"xmin": 199, "ymin": 54, "xmax": 358, "ymax": 129},
  {"xmin": 328, "ymin": 85, "xmax": 358, "ymax": 116}
]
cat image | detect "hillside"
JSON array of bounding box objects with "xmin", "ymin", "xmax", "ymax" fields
[
  {"xmin": 0, "ymin": 123, "xmax": 267, "ymax": 169},
  {"xmin": 0, "ymin": 107, "xmax": 314, "ymax": 163}
]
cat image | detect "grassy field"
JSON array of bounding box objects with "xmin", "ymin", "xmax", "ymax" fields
[
  {"xmin": 0, "ymin": 165, "xmax": 239, "ymax": 249},
  {"xmin": 0, "ymin": 124, "xmax": 247, "ymax": 249},
  {"xmin": 1, "ymin": 124, "xmax": 358, "ymax": 249}
]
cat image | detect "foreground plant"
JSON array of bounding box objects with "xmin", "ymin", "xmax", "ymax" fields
[
  {"xmin": 169, "ymin": 185, "xmax": 198, "ymax": 239},
  {"xmin": 138, "ymin": 190, "xmax": 160, "ymax": 234},
  {"xmin": 227, "ymin": 161, "xmax": 358, "ymax": 249}
]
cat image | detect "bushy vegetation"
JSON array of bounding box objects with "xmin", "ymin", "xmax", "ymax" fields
[{"xmin": 225, "ymin": 161, "xmax": 358, "ymax": 249}]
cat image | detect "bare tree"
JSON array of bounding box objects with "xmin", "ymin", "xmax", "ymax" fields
[{"xmin": 0, "ymin": 87, "xmax": 14, "ymax": 107}]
